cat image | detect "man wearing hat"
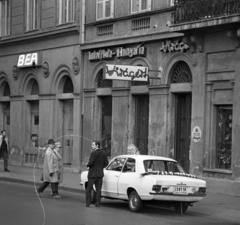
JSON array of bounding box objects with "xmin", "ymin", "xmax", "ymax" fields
[
  {"xmin": 0, "ymin": 130, "xmax": 10, "ymax": 172},
  {"xmin": 36, "ymin": 139, "xmax": 62, "ymax": 198}
]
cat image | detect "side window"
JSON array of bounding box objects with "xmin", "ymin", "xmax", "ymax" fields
[
  {"xmin": 96, "ymin": 0, "xmax": 114, "ymax": 20},
  {"xmin": 107, "ymin": 158, "xmax": 126, "ymax": 171},
  {"xmin": 131, "ymin": 0, "xmax": 151, "ymax": 14},
  {"xmin": 58, "ymin": 0, "xmax": 75, "ymax": 25},
  {"xmin": 26, "ymin": 0, "xmax": 39, "ymax": 31},
  {"xmin": 0, "ymin": 0, "xmax": 10, "ymax": 36},
  {"xmin": 123, "ymin": 158, "xmax": 136, "ymax": 172}
]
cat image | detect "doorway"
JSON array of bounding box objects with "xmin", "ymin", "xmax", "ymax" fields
[
  {"xmin": 135, "ymin": 95, "xmax": 149, "ymax": 155},
  {"xmin": 175, "ymin": 93, "xmax": 192, "ymax": 173},
  {"xmin": 2, "ymin": 102, "xmax": 10, "ymax": 138},
  {"xmin": 62, "ymin": 99, "xmax": 73, "ymax": 165}
]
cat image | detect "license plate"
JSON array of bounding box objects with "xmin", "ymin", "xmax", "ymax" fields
[{"xmin": 173, "ymin": 186, "xmax": 187, "ymax": 195}]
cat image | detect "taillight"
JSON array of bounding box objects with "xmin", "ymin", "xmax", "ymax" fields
[
  {"xmin": 198, "ymin": 187, "xmax": 206, "ymax": 193},
  {"xmin": 152, "ymin": 185, "xmax": 161, "ymax": 192}
]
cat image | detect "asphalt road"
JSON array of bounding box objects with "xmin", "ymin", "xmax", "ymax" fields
[{"xmin": 0, "ymin": 181, "xmax": 239, "ymax": 225}]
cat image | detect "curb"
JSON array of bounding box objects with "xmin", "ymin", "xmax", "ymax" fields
[{"xmin": 0, "ymin": 177, "xmax": 85, "ymax": 194}]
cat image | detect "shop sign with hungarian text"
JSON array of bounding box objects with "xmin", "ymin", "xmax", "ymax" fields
[
  {"xmin": 17, "ymin": 52, "xmax": 41, "ymax": 68},
  {"xmin": 89, "ymin": 46, "xmax": 146, "ymax": 61},
  {"xmin": 104, "ymin": 64, "xmax": 148, "ymax": 81}
]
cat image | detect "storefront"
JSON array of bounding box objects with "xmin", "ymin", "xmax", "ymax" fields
[{"xmin": 0, "ymin": 30, "xmax": 82, "ymax": 172}]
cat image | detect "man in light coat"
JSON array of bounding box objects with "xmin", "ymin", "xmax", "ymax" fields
[
  {"xmin": 0, "ymin": 130, "xmax": 10, "ymax": 172},
  {"xmin": 36, "ymin": 139, "xmax": 61, "ymax": 198}
]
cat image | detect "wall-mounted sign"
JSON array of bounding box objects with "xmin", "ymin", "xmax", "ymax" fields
[
  {"xmin": 160, "ymin": 40, "xmax": 189, "ymax": 53},
  {"xmin": 192, "ymin": 126, "xmax": 202, "ymax": 143},
  {"xmin": 104, "ymin": 64, "xmax": 148, "ymax": 81},
  {"xmin": 89, "ymin": 46, "xmax": 146, "ymax": 61},
  {"xmin": 17, "ymin": 52, "xmax": 41, "ymax": 68}
]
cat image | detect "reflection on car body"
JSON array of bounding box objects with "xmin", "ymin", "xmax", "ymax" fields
[{"xmin": 80, "ymin": 155, "xmax": 207, "ymax": 213}]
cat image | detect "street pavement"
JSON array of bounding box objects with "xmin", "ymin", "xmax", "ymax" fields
[{"xmin": 0, "ymin": 162, "xmax": 240, "ymax": 224}]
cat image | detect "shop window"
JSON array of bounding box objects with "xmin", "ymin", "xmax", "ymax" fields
[
  {"xmin": 97, "ymin": 69, "xmax": 112, "ymax": 88},
  {"xmin": 96, "ymin": 0, "xmax": 114, "ymax": 20},
  {"xmin": 216, "ymin": 106, "xmax": 232, "ymax": 170},
  {"xmin": 101, "ymin": 96, "xmax": 112, "ymax": 158},
  {"xmin": 58, "ymin": 0, "xmax": 75, "ymax": 24},
  {"xmin": 26, "ymin": 0, "xmax": 39, "ymax": 31},
  {"xmin": 0, "ymin": 0, "xmax": 10, "ymax": 36},
  {"xmin": 131, "ymin": 0, "xmax": 151, "ymax": 14}
]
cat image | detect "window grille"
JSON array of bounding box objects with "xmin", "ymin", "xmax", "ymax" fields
[
  {"xmin": 132, "ymin": 17, "xmax": 150, "ymax": 31},
  {"xmin": 97, "ymin": 24, "xmax": 113, "ymax": 36},
  {"xmin": 171, "ymin": 62, "xmax": 192, "ymax": 83},
  {"xmin": 97, "ymin": 70, "xmax": 112, "ymax": 88}
]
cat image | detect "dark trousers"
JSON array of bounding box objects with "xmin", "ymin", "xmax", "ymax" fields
[
  {"xmin": 86, "ymin": 177, "xmax": 103, "ymax": 206},
  {"xmin": 37, "ymin": 182, "xmax": 59, "ymax": 196},
  {"xmin": 0, "ymin": 151, "xmax": 8, "ymax": 170}
]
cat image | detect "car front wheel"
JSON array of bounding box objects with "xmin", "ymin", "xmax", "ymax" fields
[{"xmin": 129, "ymin": 191, "xmax": 143, "ymax": 212}]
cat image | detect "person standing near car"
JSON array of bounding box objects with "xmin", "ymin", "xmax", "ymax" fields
[
  {"xmin": 36, "ymin": 139, "xmax": 62, "ymax": 199},
  {"xmin": 0, "ymin": 130, "xmax": 10, "ymax": 172},
  {"xmin": 85, "ymin": 140, "xmax": 108, "ymax": 207}
]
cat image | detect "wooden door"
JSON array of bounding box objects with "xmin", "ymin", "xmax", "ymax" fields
[{"xmin": 175, "ymin": 94, "xmax": 192, "ymax": 173}]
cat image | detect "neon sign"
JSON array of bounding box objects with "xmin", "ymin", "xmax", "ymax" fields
[
  {"xmin": 17, "ymin": 53, "xmax": 40, "ymax": 68},
  {"xmin": 160, "ymin": 40, "xmax": 190, "ymax": 53},
  {"xmin": 104, "ymin": 64, "xmax": 148, "ymax": 81}
]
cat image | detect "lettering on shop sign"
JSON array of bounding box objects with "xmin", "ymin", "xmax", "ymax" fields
[
  {"xmin": 160, "ymin": 40, "xmax": 190, "ymax": 53},
  {"xmin": 17, "ymin": 53, "xmax": 40, "ymax": 68},
  {"xmin": 88, "ymin": 46, "xmax": 146, "ymax": 61},
  {"xmin": 104, "ymin": 64, "xmax": 149, "ymax": 81}
]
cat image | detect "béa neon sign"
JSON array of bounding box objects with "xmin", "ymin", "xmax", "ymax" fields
[{"xmin": 17, "ymin": 53, "xmax": 40, "ymax": 68}]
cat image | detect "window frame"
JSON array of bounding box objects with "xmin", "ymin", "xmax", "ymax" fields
[
  {"xmin": 131, "ymin": 0, "xmax": 151, "ymax": 14},
  {"xmin": 96, "ymin": 0, "xmax": 114, "ymax": 21},
  {"xmin": 25, "ymin": 0, "xmax": 40, "ymax": 32},
  {"xmin": 58, "ymin": 0, "xmax": 76, "ymax": 25},
  {"xmin": 0, "ymin": 0, "xmax": 10, "ymax": 37}
]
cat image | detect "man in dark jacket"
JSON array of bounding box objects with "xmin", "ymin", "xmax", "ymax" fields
[
  {"xmin": 0, "ymin": 130, "xmax": 10, "ymax": 172},
  {"xmin": 85, "ymin": 140, "xmax": 108, "ymax": 207}
]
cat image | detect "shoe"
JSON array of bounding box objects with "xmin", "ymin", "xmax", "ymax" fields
[
  {"xmin": 4, "ymin": 169, "xmax": 10, "ymax": 172},
  {"xmin": 35, "ymin": 190, "xmax": 41, "ymax": 197},
  {"xmin": 86, "ymin": 205, "xmax": 90, "ymax": 207},
  {"xmin": 53, "ymin": 195, "xmax": 62, "ymax": 199}
]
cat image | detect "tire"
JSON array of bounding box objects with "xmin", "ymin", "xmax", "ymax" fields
[
  {"xmin": 90, "ymin": 189, "xmax": 96, "ymax": 204},
  {"xmin": 174, "ymin": 202, "xmax": 188, "ymax": 214},
  {"xmin": 129, "ymin": 191, "xmax": 143, "ymax": 212}
]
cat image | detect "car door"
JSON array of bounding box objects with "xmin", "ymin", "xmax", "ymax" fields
[
  {"xmin": 117, "ymin": 158, "xmax": 137, "ymax": 199},
  {"xmin": 102, "ymin": 157, "xmax": 127, "ymax": 197}
]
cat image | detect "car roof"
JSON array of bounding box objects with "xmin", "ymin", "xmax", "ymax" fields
[{"xmin": 114, "ymin": 154, "xmax": 177, "ymax": 162}]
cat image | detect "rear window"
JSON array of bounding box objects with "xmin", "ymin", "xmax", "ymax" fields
[{"xmin": 143, "ymin": 160, "xmax": 185, "ymax": 173}]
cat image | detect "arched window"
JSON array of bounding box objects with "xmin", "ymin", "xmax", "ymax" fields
[
  {"xmin": 3, "ymin": 82, "xmax": 10, "ymax": 96},
  {"xmin": 97, "ymin": 69, "xmax": 112, "ymax": 88},
  {"xmin": 63, "ymin": 77, "xmax": 74, "ymax": 93},
  {"xmin": 31, "ymin": 80, "xmax": 39, "ymax": 95},
  {"xmin": 171, "ymin": 62, "xmax": 192, "ymax": 84}
]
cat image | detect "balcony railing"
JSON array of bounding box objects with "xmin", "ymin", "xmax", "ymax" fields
[{"xmin": 172, "ymin": 0, "xmax": 240, "ymax": 24}]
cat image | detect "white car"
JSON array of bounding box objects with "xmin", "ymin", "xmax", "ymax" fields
[{"xmin": 80, "ymin": 155, "xmax": 206, "ymax": 213}]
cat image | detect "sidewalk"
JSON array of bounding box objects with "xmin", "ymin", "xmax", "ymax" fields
[{"xmin": 1, "ymin": 163, "xmax": 240, "ymax": 223}]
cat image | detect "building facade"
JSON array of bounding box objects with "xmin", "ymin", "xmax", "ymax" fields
[{"xmin": 0, "ymin": 0, "xmax": 82, "ymax": 172}]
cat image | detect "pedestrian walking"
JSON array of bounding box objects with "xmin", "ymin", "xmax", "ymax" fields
[
  {"xmin": 36, "ymin": 139, "xmax": 62, "ymax": 199},
  {"xmin": 0, "ymin": 130, "xmax": 10, "ymax": 172},
  {"xmin": 54, "ymin": 142, "xmax": 63, "ymax": 184},
  {"xmin": 85, "ymin": 140, "xmax": 108, "ymax": 207}
]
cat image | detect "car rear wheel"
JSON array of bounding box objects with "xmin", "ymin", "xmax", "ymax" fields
[
  {"xmin": 174, "ymin": 202, "xmax": 188, "ymax": 214},
  {"xmin": 129, "ymin": 191, "xmax": 143, "ymax": 212}
]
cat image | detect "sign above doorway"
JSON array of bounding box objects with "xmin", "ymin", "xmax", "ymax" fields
[
  {"xmin": 17, "ymin": 52, "xmax": 41, "ymax": 68},
  {"xmin": 104, "ymin": 64, "xmax": 149, "ymax": 81}
]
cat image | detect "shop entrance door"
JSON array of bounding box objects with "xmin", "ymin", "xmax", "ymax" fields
[
  {"xmin": 175, "ymin": 94, "xmax": 192, "ymax": 173},
  {"xmin": 135, "ymin": 95, "xmax": 149, "ymax": 155},
  {"xmin": 63, "ymin": 100, "xmax": 73, "ymax": 165}
]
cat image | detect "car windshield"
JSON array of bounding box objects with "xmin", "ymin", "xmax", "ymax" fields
[{"xmin": 143, "ymin": 160, "xmax": 185, "ymax": 173}]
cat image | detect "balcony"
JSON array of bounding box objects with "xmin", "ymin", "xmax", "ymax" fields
[{"xmin": 171, "ymin": 0, "xmax": 240, "ymax": 31}]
